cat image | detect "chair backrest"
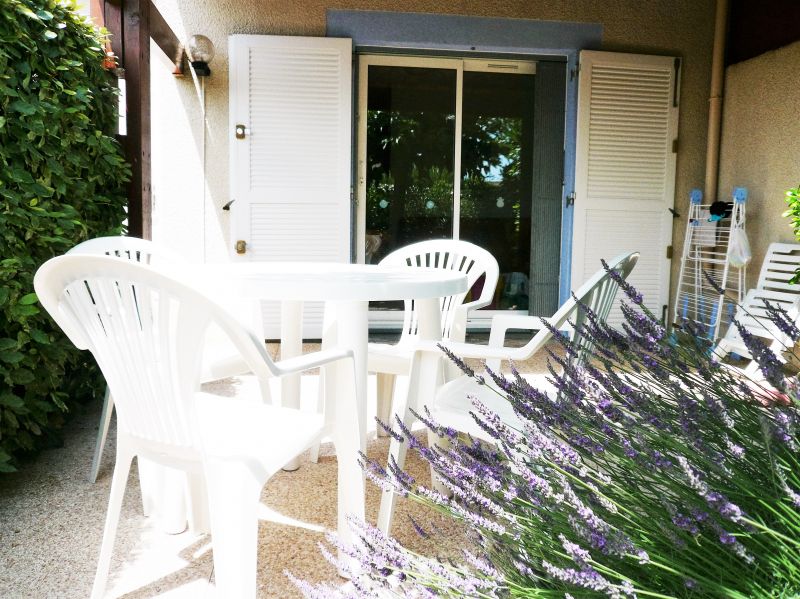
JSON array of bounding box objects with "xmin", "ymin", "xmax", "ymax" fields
[
  {"xmin": 489, "ymin": 252, "xmax": 639, "ymax": 371},
  {"xmin": 554, "ymin": 252, "xmax": 639, "ymax": 364},
  {"xmin": 379, "ymin": 240, "xmax": 500, "ymax": 342},
  {"xmin": 68, "ymin": 236, "xmax": 184, "ymax": 266},
  {"xmin": 34, "ymin": 255, "xmax": 277, "ymax": 451},
  {"xmin": 756, "ymin": 243, "xmax": 800, "ymax": 292},
  {"xmin": 731, "ymin": 243, "xmax": 800, "ymax": 343}
]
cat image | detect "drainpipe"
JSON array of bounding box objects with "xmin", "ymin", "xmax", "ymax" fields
[{"xmin": 704, "ymin": 0, "xmax": 729, "ymax": 202}]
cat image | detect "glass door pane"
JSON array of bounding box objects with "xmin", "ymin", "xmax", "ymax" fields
[
  {"xmin": 460, "ymin": 70, "xmax": 535, "ymax": 311},
  {"xmin": 364, "ymin": 65, "xmax": 457, "ymax": 265}
]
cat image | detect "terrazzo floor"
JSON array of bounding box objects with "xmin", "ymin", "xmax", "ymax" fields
[{"xmin": 0, "ymin": 337, "xmax": 551, "ymax": 598}]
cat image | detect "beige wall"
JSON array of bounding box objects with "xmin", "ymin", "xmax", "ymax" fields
[
  {"xmin": 151, "ymin": 0, "xmax": 716, "ymax": 294},
  {"xmin": 718, "ymin": 40, "xmax": 800, "ymax": 288}
]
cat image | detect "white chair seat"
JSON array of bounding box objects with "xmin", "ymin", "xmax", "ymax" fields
[
  {"xmin": 195, "ymin": 392, "xmax": 324, "ymax": 466},
  {"xmin": 367, "ymin": 341, "xmax": 416, "ymax": 375},
  {"xmin": 430, "ymin": 372, "xmax": 558, "ymax": 441}
]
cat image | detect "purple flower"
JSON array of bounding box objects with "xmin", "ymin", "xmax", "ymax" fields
[
  {"xmin": 735, "ymin": 320, "xmax": 786, "ymax": 390},
  {"xmin": 602, "ymin": 258, "xmax": 643, "ymax": 305},
  {"xmin": 764, "ymin": 300, "xmax": 800, "ymax": 343}
]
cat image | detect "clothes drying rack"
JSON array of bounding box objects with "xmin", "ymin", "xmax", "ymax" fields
[{"xmin": 673, "ymin": 187, "xmax": 747, "ymax": 342}]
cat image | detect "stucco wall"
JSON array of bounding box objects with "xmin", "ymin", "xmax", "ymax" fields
[
  {"xmin": 150, "ymin": 0, "xmax": 715, "ymax": 294},
  {"xmin": 718, "ymin": 40, "xmax": 800, "ymax": 288}
]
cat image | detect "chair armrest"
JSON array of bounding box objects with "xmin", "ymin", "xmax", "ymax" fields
[
  {"xmin": 272, "ymin": 347, "xmax": 354, "ymax": 376},
  {"xmin": 411, "ymin": 339, "xmax": 522, "ymax": 363},
  {"xmin": 450, "ymin": 301, "xmax": 484, "ymax": 343},
  {"xmin": 488, "ymin": 314, "xmax": 551, "ymax": 349}
]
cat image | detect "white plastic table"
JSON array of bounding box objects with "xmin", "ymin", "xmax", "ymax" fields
[{"xmin": 198, "ymin": 262, "xmax": 467, "ymax": 554}]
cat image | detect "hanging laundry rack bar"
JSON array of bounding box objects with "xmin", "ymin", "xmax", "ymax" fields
[{"xmin": 673, "ymin": 187, "xmax": 747, "ymax": 342}]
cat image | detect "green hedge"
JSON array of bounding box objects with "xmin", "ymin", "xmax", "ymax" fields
[{"xmin": 0, "ymin": 0, "xmax": 129, "ymax": 471}]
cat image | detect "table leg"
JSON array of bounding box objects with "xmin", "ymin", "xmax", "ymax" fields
[
  {"xmin": 328, "ymin": 300, "xmax": 367, "ymax": 568},
  {"xmin": 281, "ymin": 300, "xmax": 303, "ymax": 472}
]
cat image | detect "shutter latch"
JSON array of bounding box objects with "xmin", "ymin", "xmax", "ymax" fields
[{"xmin": 235, "ymin": 124, "xmax": 248, "ymax": 140}]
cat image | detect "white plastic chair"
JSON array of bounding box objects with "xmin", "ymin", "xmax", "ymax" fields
[
  {"xmin": 714, "ymin": 242, "xmax": 800, "ymax": 375},
  {"xmin": 35, "ymin": 254, "xmax": 355, "ymax": 599},
  {"xmin": 368, "ymin": 240, "xmax": 500, "ymax": 431},
  {"xmin": 377, "ymin": 252, "xmax": 639, "ymax": 533},
  {"xmin": 68, "ymin": 236, "xmax": 252, "ymax": 484}
]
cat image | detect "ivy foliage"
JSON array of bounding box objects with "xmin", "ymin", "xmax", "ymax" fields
[{"xmin": 0, "ymin": 0, "xmax": 129, "ymax": 471}]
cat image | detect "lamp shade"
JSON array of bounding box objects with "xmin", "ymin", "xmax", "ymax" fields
[{"xmin": 186, "ymin": 35, "xmax": 214, "ymax": 64}]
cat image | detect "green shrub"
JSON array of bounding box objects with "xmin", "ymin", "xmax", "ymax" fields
[{"xmin": 0, "ymin": 0, "xmax": 129, "ymax": 471}]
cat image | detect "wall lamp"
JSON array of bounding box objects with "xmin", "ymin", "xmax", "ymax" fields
[{"xmin": 186, "ymin": 34, "xmax": 214, "ymax": 76}]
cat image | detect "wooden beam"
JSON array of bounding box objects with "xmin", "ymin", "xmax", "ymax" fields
[
  {"xmin": 149, "ymin": 1, "xmax": 184, "ymax": 75},
  {"xmin": 122, "ymin": 0, "xmax": 151, "ymax": 239},
  {"xmin": 100, "ymin": 0, "xmax": 123, "ymax": 61}
]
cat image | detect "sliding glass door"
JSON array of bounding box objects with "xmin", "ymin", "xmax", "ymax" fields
[{"xmin": 357, "ymin": 55, "xmax": 545, "ymax": 324}]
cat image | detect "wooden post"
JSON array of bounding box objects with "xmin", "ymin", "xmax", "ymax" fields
[
  {"xmin": 93, "ymin": 0, "xmax": 180, "ymax": 239},
  {"xmin": 122, "ymin": 0, "xmax": 151, "ymax": 239}
]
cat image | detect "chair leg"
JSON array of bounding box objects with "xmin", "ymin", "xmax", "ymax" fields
[
  {"xmin": 204, "ymin": 459, "xmax": 263, "ymax": 599},
  {"xmin": 137, "ymin": 457, "xmax": 157, "ymax": 518},
  {"xmin": 308, "ymin": 368, "xmax": 326, "ymax": 464},
  {"xmin": 377, "ymin": 350, "xmax": 442, "ymax": 535},
  {"xmin": 375, "ymin": 373, "xmax": 396, "ymax": 437},
  {"xmin": 377, "ymin": 371, "xmax": 418, "ymax": 535},
  {"xmin": 310, "ymin": 309, "xmax": 338, "ymax": 464},
  {"xmin": 138, "ymin": 459, "xmax": 187, "ymax": 533},
  {"xmin": 89, "ymin": 388, "xmax": 114, "ymax": 483},
  {"xmin": 186, "ymin": 471, "xmax": 211, "ymax": 535},
  {"xmin": 90, "ymin": 446, "xmax": 133, "ymax": 599}
]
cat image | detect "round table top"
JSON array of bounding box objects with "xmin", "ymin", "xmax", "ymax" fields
[{"xmin": 189, "ymin": 261, "xmax": 468, "ymax": 302}]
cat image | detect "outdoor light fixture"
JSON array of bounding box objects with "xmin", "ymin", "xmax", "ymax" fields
[{"xmin": 186, "ymin": 34, "xmax": 214, "ymax": 76}]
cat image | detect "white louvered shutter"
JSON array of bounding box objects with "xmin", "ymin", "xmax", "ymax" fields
[
  {"xmin": 229, "ymin": 35, "xmax": 352, "ymax": 338},
  {"xmin": 572, "ymin": 51, "xmax": 679, "ymax": 325}
]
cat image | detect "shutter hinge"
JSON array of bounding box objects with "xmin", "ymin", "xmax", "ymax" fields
[
  {"xmin": 566, "ymin": 192, "xmax": 576, "ymax": 206},
  {"xmin": 672, "ymin": 139, "xmax": 679, "ymax": 153},
  {"xmin": 666, "ymin": 245, "xmax": 673, "ymax": 259},
  {"xmin": 570, "ymin": 64, "xmax": 579, "ymax": 80}
]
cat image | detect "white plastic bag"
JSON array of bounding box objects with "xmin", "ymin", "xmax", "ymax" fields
[{"xmin": 727, "ymin": 227, "xmax": 752, "ymax": 268}]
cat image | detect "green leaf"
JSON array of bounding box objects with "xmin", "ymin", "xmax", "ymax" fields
[
  {"xmin": 12, "ymin": 304, "xmax": 40, "ymax": 317},
  {"xmin": 0, "ymin": 394, "xmax": 25, "ymax": 411},
  {"xmin": 9, "ymin": 100, "xmax": 37, "ymax": 116},
  {"xmin": 0, "ymin": 339, "xmax": 16, "ymax": 351},
  {"xmin": 11, "ymin": 369, "xmax": 35, "ymax": 385},
  {"xmin": 0, "ymin": 351, "xmax": 25, "ymax": 365},
  {"xmin": 43, "ymin": 30, "xmax": 58, "ymax": 41},
  {"xmin": 29, "ymin": 330, "xmax": 49, "ymax": 344},
  {"xmin": 18, "ymin": 293, "xmax": 38, "ymax": 305}
]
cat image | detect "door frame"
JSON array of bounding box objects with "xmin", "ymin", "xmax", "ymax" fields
[
  {"xmin": 356, "ymin": 53, "xmax": 542, "ymax": 328},
  {"xmin": 356, "ymin": 54, "xmax": 464, "ymax": 264}
]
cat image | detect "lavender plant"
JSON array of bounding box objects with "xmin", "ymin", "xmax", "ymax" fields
[{"xmin": 294, "ymin": 272, "xmax": 800, "ymax": 598}]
